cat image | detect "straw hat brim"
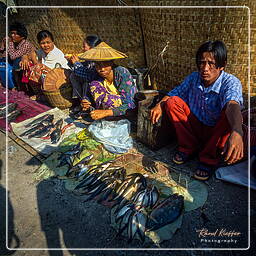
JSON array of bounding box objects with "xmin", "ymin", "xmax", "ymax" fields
[{"xmin": 79, "ymin": 42, "xmax": 128, "ymax": 61}]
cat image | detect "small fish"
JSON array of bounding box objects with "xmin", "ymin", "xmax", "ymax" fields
[
  {"xmin": 0, "ymin": 103, "xmax": 18, "ymax": 118},
  {"xmin": 50, "ymin": 119, "xmax": 63, "ymax": 144},
  {"xmin": 7, "ymin": 109, "xmax": 22, "ymax": 123},
  {"xmin": 25, "ymin": 114, "xmax": 54, "ymax": 128},
  {"xmin": 27, "ymin": 123, "xmax": 53, "ymax": 138}
]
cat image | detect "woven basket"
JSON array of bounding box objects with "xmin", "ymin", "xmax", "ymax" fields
[
  {"xmin": 29, "ymin": 80, "xmax": 42, "ymax": 95},
  {"xmin": 42, "ymin": 84, "xmax": 73, "ymax": 109}
]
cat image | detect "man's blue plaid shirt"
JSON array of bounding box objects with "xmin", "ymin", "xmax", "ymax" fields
[{"xmin": 167, "ymin": 71, "xmax": 243, "ymax": 126}]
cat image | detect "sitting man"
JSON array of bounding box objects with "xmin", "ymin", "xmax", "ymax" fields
[{"xmin": 150, "ymin": 40, "xmax": 244, "ymax": 181}]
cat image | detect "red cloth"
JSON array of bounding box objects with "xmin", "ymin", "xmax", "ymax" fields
[
  {"xmin": 0, "ymin": 87, "xmax": 51, "ymax": 131},
  {"xmin": 165, "ymin": 96, "xmax": 233, "ymax": 166}
]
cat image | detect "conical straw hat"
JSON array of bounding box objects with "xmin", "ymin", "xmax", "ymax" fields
[{"xmin": 79, "ymin": 42, "xmax": 128, "ymax": 61}]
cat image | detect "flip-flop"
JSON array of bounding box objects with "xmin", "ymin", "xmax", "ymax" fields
[
  {"xmin": 172, "ymin": 151, "xmax": 191, "ymax": 165},
  {"xmin": 194, "ymin": 163, "xmax": 216, "ymax": 181}
]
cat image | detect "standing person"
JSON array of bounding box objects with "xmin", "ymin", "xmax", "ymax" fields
[
  {"xmin": 65, "ymin": 34, "xmax": 102, "ymax": 111},
  {"xmin": 150, "ymin": 40, "xmax": 244, "ymax": 181},
  {"xmin": 79, "ymin": 42, "xmax": 138, "ymax": 120},
  {"xmin": 0, "ymin": 21, "xmax": 35, "ymax": 90}
]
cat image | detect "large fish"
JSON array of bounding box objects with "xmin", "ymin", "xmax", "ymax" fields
[{"xmin": 146, "ymin": 193, "xmax": 184, "ymax": 231}]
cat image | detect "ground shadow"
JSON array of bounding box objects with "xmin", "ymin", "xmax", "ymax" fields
[{"xmin": 0, "ymin": 159, "xmax": 20, "ymax": 255}]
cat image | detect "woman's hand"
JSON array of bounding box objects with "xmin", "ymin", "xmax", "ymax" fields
[
  {"xmin": 19, "ymin": 55, "xmax": 30, "ymax": 70},
  {"xmin": 80, "ymin": 99, "xmax": 91, "ymax": 111},
  {"xmin": 90, "ymin": 109, "xmax": 113, "ymax": 120},
  {"xmin": 66, "ymin": 55, "xmax": 79, "ymax": 64}
]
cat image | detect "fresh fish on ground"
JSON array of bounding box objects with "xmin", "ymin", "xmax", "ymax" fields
[
  {"xmin": 0, "ymin": 103, "xmax": 18, "ymax": 118},
  {"xmin": 50, "ymin": 118, "xmax": 63, "ymax": 144},
  {"xmin": 20, "ymin": 123, "xmax": 45, "ymax": 137},
  {"xmin": 136, "ymin": 209, "xmax": 147, "ymax": 242},
  {"xmin": 64, "ymin": 154, "xmax": 94, "ymax": 178},
  {"xmin": 111, "ymin": 173, "xmax": 147, "ymax": 202},
  {"xmin": 57, "ymin": 142, "xmax": 82, "ymax": 161},
  {"xmin": 83, "ymin": 178, "xmax": 115, "ymax": 202},
  {"xmin": 58, "ymin": 165, "xmax": 91, "ymax": 180},
  {"xmin": 27, "ymin": 123, "xmax": 53, "ymax": 138},
  {"xmin": 7, "ymin": 109, "xmax": 22, "ymax": 123},
  {"xmin": 24, "ymin": 114, "xmax": 54, "ymax": 128},
  {"xmin": 146, "ymin": 193, "xmax": 184, "ymax": 231},
  {"xmin": 56, "ymin": 154, "xmax": 75, "ymax": 168},
  {"xmin": 0, "ymin": 102, "xmax": 17, "ymax": 117},
  {"xmin": 117, "ymin": 207, "xmax": 134, "ymax": 236},
  {"xmin": 0, "ymin": 103, "xmax": 6, "ymax": 109}
]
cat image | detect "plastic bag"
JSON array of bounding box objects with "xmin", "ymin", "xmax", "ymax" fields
[{"xmin": 88, "ymin": 119, "xmax": 133, "ymax": 154}]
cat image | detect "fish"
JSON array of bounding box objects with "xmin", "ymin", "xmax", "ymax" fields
[
  {"xmin": 24, "ymin": 114, "xmax": 54, "ymax": 128},
  {"xmin": 0, "ymin": 103, "xmax": 6, "ymax": 109},
  {"xmin": 127, "ymin": 213, "xmax": 137, "ymax": 243},
  {"xmin": 58, "ymin": 165, "xmax": 91, "ymax": 180},
  {"xmin": 7, "ymin": 109, "xmax": 22, "ymax": 123},
  {"xmin": 116, "ymin": 204, "xmax": 134, "ymax": 221},
  {"xmin": 112, "ymin": 174, "xmax": 147, "ymax": 202},
  {"xmin": 0, "ymin": 102, "xmax": 17, "ymax": 117},
  {"xmin": 83, "ymin": 179, "xmax": 114, "ymax": 202},
  {"xmin": 50, "ymin": 119, "xmax": 63, "ymax": 144},
  {"xmin": 27, "ymin": 123, "xmax": 53, "ymax": 138},
  {"xmin": 56, "ymin": 154, "xmax": 74, "ymax": 168},
  {"xmin": 146, "ymin": 194, "xmax": 184, "ymax": 231},
  {"xmin": 136, "ymin": 209, "xmax": 147, "ymax": 242},
  {"xmin": 20, "ymin": 124, "xmax": 44, "ymax": 137},
  {"xmin": 117, "ymin": 207, "xmax": 134, "ymax": 236},
  {"xmin": 74, "ymin": 153, "xmax": 94, "ymax": 166}
]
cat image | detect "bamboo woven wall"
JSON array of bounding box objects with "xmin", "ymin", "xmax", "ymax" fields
[
  {"xmin": 139, "ymin": 1, "xmax": 251, "ymax": 96},
  {"xmin": 1, "ymin": 0, "xmax": 255, "ymax": 95},
  {"xmin": 4, "ymin": 0, "xmax": 145, "ymax": 67}
]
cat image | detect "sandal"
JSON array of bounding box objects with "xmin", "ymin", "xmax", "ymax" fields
[
  {"xmin": 172, "ymin": 151, "xmax": 191, "ymax": 165},
  {"xmin": 194, "ymin": 163, "xmax": 216, "ymax": 181}
]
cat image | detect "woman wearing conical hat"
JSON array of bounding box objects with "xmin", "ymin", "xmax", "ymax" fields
[{"xmin": 79, "ymin": 42, "xmax": 138, "ymax": 120}]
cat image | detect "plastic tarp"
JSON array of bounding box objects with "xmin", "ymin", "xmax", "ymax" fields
[
  {"xmin": 216, "ymin": 156, "xmax": 256, "ymax": 190},
  {"xmin": 88, "ymin": 119, "xmax": 133, "ymax": 154},
  {"xmin": 11, "ymin": 108, "xmax": 86, "ymax": 156}
]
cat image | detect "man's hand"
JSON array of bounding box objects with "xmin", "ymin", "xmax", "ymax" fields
[
  {"xmin": 90, "ymin": 109, "xmax": 113, "ymax": 120},
  {"xmin": 222, "ymin": 130, "xmax": 244, "ymax": 164},
  {"xmin": 80, "ymin": 99, "xmax": 91, "ymax": 111},
  {"xmin": 223, "ymin": 100, "xmax": 244, "ymax": 165},
  {"xmin": 150, "ymin": 103, "xmax": 163, "ymax": 124}
]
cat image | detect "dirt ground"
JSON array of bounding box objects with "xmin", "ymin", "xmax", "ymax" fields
[{"xmin": 0, "ymin": 128, "xmax": 255, "ymax": 256}]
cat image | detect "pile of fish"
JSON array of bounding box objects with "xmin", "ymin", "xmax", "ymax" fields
[
  {"xmin": 20, "ymin": 114, "xmax": 72, "ymax": 144},
  {"xmin": 0, "ymin": 102, "xmax": 22, "ymax": 123},
  {"xmin": 69, "ymin": 156, "xmax": 185, "ymax": 243},
  {"xmin": 114, "ymin": 191, "xmax": 184, "ymax": 243},
  {"xmin": 73, "ymin": 161, "xmax": 130, "ymax": 203},
  {"xmin": 57, "ymin": 142, "xmax": 95, "ymax": 180}
]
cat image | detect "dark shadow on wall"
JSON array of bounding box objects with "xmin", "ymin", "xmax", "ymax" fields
[{"xmin": 0, "ymin": 159, "xmax": 20, "ymax": 255}]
